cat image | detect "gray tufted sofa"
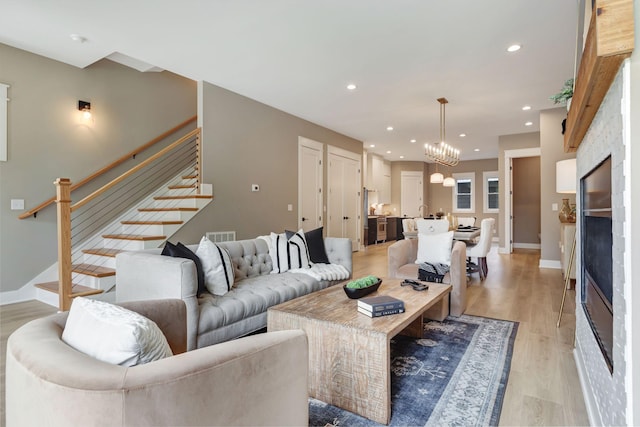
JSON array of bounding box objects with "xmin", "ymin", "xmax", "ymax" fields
[{"xmin": 116, "ymin": 237, "xmax": 352, "ymax": 350}]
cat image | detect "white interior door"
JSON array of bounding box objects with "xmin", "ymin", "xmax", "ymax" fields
[
  {"xmin": 401, "ymin": 171, "xmax": 423, "ymax": 217},
  {"xmin": 298, "ymin": 137, "xmax": 323, "ymax": 232},
  {"xmin": 327, "ymin": 146, "xmax": 361, "ymax": 251},
  {"xmin": 343, "ymin": 157, "xmax": 360, "ymax": 251},
  {"xmin": 327, "ymin": 155, "xmax": 343, "ymax": 239}
]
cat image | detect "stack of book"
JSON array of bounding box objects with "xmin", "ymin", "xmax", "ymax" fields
[{"xmin": 357, "ymin": 295, "xmax": 405, "ymax": 317}]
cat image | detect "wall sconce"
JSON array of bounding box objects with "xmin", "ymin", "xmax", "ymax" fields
[{"xmin": 78, "ymin": 100, "xmax": 91, "ymax": 120}]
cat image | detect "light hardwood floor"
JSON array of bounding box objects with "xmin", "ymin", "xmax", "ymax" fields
[
  {"xmin": 1, "ymin": 242, "xmax": 589, "ymax": 426},
  {"xmin": 353, "ymin": 241, "xmax": 589, "ymax": 426}
]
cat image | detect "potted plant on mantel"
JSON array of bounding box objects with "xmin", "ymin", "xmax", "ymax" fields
[
  {"xmin": 551, "ymin": 78, "xmax": 574, "ymax": 134},
  {"xmin": 550, "ymin": 78, "xmax": 574, "ymax": 111}
]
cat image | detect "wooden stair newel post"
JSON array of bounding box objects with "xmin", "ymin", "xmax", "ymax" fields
[{"xmin": 54, "ymin": 178, "xmax": 73, "ymax": 311}]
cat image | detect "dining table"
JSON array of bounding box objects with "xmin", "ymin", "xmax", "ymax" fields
[{"xmin": 453, "ymin": 227, "xmax": 481, "ymax": 242}]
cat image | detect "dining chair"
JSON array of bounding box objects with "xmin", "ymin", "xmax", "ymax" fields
[
  {"xmin": 457, "ymin": 216, "xmax": 476, "ymax": 227},
  {"xmin": 402, "ymin": 218, "xmax": 418, "ymax": 239},
  {"xmin": 416, "ymin": 219, "xmax": 449, "ymax": 235},
  {"xmin": 466, "ymin": 218, "xmax": 495, "ymax": 280}
]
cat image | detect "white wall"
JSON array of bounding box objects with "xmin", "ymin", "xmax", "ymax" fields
[{"xmin": 574, "ymin": 61, "xmax": 629, "ymax": 426}]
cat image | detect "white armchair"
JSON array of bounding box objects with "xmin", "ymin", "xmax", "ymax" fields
[{"xmin": 6, "ymin": 299, "xmax": 309, "ymax": 427}]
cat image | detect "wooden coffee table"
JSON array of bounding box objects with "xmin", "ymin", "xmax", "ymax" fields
[{"xmin": 267, "ymin": 278, "xmax": 451, "ymax": 425}]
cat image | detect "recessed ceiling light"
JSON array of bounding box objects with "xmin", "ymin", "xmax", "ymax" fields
[
  {"xmin": 459, "ymin": 133, "xmax": 466, "ymax": 138},
  {"xmin": 507, "ymin": 44, "xmax": 521, "ymax": 52},
  {"xmin": 474, "ymin": 148, "xmax": 480, "ymax": 152},
  {"xmin": 525, "ymin": 121, "xmax": 533, "ymax": 126},
  {"xmin": 386, "ymin": 126, "xmax": 394, "ymax": 131},
  {"xmin": 386, "ymin": 150, "xmax": 391, "ymax": 154},
  {"xmin": 346, "ymin": 83, "xmax": 357, "ymax": 90},
  {"xmin": 70, "ymin": 34, "xmax": 87, "ymax": 43},
  {"xmin": 522, "ymin": 105, "xmax": 531, "ymax": 111},
  {"xmin": 369, "ymin": 144, "xmax": 375, "ymax": 148},
  {"xmin": 400, "ymin": 155, "xmax": 405, "ymax": 159},
  {"xmin": 410, "ymin": 139, "xmax": 416, "ymax": 143}
]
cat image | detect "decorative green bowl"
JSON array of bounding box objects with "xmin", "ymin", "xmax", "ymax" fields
[{"xmin": 343, "ymin": 277, "xmax": 382, "ymax": 299}]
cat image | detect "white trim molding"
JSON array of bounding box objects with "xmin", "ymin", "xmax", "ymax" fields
[{"xmin": 1, "ymin": 83, "xmax": 9, "ymax": 162}]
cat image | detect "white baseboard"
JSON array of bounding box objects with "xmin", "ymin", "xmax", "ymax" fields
[
  {"xmin": 513, "ymin": 242, "xmax": 541, "ymax": 249},
  {"xmin": 498, "ymin": 246, "xmax": 509, "ymax": 254},
  {"xmin": 0, "ymin": 262, "xmax": 58, "ymax": 306},
  {"xmin": 539, "ymin": 259, "xmax": 562, "ymax": 269},
  {"xmin": 574, "ymin": 343, "xmax": 602, "ymax": 426},
  {"xmin": 0, "ymin": 286, "xmax": 36, "ymax": 306}
]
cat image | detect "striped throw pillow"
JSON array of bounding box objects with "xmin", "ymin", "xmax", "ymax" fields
[
  {"xmin": 270, "ymin": 230, "xmax": 311, "ymax": 273},
  {"xmin": 196, "ymin": 236, "xmax": 234, "ymax": 296}
]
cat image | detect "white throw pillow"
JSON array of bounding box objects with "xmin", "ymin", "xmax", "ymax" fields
[
  {"xmin": 270, "ymin": 230, "xmax": 311, "ymax": 273},
  {"xmin": 61, "ymin": 297, "xmax": 172, "ymax": 366},
  {"xmin": 415, "ymin": 231, "xmax": 454, "ymax": 266},
  {"xmin": 196, "ymin": 236, "xmax": 235, "ymax": 296}
]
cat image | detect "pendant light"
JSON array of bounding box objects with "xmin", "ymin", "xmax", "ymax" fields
[{"xmin": 426, "ymin": 98, "xmax": 460, "ymax": 186}]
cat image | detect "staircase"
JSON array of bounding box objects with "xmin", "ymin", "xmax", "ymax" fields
[{"xmin": 35, "ymin": 169, "xmax": 212, "ymax": 305}]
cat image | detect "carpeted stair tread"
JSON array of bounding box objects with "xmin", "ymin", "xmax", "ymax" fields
[{"xmin": 72, "ymin": 264, "xmax": 115, "ymax": 277}]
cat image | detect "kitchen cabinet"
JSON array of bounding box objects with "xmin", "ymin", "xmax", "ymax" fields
[
  {"xmin": 371, "ymin": 155, "xmax": 391, "ymax": 204},
  {"xmin": 386, "ymin": 217, "xmax": 398, "ymax": 241}
]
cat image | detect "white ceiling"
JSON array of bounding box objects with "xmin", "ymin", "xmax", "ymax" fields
[{"xmin": 1, "ymin": 0, "xmax": 579, "ymax": 162}]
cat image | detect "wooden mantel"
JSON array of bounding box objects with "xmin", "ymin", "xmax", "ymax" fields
[{"xmin": 564, "ymin": 0, "xmax": 634, "ymax": 152}]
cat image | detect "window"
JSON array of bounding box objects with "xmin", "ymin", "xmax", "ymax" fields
[
  {"xmin": 452, "ymin": 172, "xmax": 475, "ymax": 213},
  {"xmin": 483, "ymin": 171, "xmax": 499, "ymax": 213}
]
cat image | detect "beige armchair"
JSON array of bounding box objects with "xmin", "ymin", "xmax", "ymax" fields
[
  {"xmin": 387, "ymin": 239, "xmax": 467, "ymax": 317},
  {"xmin": 6, "ymin": 299, "xmax": 309, "ymax": 427}
]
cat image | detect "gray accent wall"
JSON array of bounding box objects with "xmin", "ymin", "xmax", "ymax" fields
[
  {"xmin": 0, "ymin": 44, "xmax": 197, "ymax": 293},
  {"xmin": 162, "ymin": 82, "xmax": 363, "ymax": 244}
]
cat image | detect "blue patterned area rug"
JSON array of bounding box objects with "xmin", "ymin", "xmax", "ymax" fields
[{"xmin": 309, "ymin": 315, "xmax": 518, "ymax": 427}]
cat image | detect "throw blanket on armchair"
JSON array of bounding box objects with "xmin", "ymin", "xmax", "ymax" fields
[
  {"xmin": 418, "ymin": 262, "xmax": 450, "ymax": 283},
  {"xmin": 290, "ymin": 263, "xmax": 350, "ymax": 281}
]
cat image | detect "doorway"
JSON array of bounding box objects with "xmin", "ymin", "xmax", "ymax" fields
[{"xmin": 502, "ymin": 147, "xmax": 541, "ymax": 254}]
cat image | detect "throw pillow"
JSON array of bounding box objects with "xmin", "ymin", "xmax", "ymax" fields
[
  {"xmin": 161, "ymin": 241, "xmax": 206, "ymax": 296},
  {"xmin": 303, "ymin": 227, "xmax": 330, "ymax": 264},
  {"xmin": 270, "ymin": 230, "xmax": 311, "ymax": 273},
  {"xmin": 61, "ymin": 297, "xmax": 173, "ymax": 367},
  {"xmin": 195, "ymin": 236, "xmax": 235, "ymax": 296},
  {"xmin": 415, "ymin": 231, "xmax": 454, "ymax": 266}
]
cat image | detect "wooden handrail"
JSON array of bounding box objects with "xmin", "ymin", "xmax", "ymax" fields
[
  {"xmin": 18, "ymin": 115, "xmax": 197, "ymax": 219},
  {"xmin": 71, "ymin": 128, "xmax": 200, "ymax": 211}
]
